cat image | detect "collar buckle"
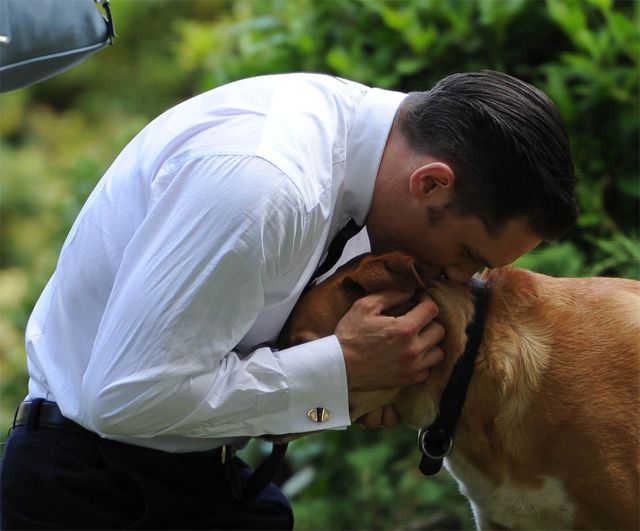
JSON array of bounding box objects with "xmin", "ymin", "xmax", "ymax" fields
[{"xmin": 418, "ymin": 427, "xmax": 453, "ymax": 460}]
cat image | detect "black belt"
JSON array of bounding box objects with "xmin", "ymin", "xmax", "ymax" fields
[
  {"xmin": 13, "ymin": 399, "xmax": 287, "ymax": 501},
  {"xmin": 14, "ymin": 400, "xmax": 86, "ymax": 432}
]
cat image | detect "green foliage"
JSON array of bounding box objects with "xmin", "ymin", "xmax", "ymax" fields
[
  {"xmin": 1, "ymin": 0, "xmax": 638, "ymax": 528},
  {"xmin": 239, "ymin": 429, "xmax": 473, "ymax": 530},
  {"xmin": 173, "ymin": 0, "xmax": 639, "ymax": 278}
]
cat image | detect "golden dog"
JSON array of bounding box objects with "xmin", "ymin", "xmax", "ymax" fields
[{"xmin": 281, "ymin": 252, "xmax": 640, "ymax": 530}]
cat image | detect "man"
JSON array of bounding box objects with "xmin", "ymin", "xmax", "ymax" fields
[{"xmin": 0, "ymin": 71, "xmax": 576, "ymax": 529}]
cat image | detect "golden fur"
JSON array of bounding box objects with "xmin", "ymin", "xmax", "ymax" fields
[{"xmin": 281, "ymin": 252, "xmax": 640, "ymax": 530}]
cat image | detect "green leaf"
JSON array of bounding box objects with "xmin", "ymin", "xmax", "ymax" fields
[
  {"xmin": 616, "ymin": 175, "xmax": 640, "ymax": 198},
  {"xmin": 479, "ymin": 0, "xmax": 527, "ymax": 26},
  {"xmin": 587, "ymin": 0, "xmax": 612, "ymax": 10},
  {"xmin": 585, "ymin": 234, "xmax": 640, "ymax": 278},
  {"xmin": 406, "ymin": 24, "xmax": 438, "ymax": 53},
  {"xmin": 547, "ymin": 0, "xmax": 588, "ymax": 35},
  {"xmin": 326, "ymin": 47, "xmax": 352, "ymax": 74},
  {"xmin": 379, "ymin": 5, "xmax": 416, "ymax": 31},
  {"xmin": 514, "ymin": 242, "xmax": 587, "ymax": 277},
  {"xmin": 396, "ymin": 57, "xmax": 426, "ymax": 75}
]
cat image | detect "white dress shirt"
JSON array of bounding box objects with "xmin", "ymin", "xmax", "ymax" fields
[{"xmin": 25, "ymin": 73, "xmax": 406, "ymax": 452}]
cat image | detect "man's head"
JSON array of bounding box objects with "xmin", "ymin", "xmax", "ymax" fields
[
  {"xmin": 397, "ymin": 70, "xmax": 576, "ymax": 236},
  {"xmin": 367, "ymin": 70, "xmax": 577, "ymax": 283}
]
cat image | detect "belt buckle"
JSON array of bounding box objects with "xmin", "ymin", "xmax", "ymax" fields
[{"xmin": 220, "ymin": 444, "xmax": 236, "ymax": 464}]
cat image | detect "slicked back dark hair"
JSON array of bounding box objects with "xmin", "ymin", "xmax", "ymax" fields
[{"xmin": 397, "ymin": 71, "xmax": 577, "ymax": 239}]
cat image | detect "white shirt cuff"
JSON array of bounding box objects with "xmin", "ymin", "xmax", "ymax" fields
[{"xmin": 275, "ymin": 335, "xmax": 350, "ymax": 433}]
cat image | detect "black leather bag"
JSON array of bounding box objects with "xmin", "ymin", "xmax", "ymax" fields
[{"xmin": 0, "ymin": 0, "xmax": 115, "ymax": 93}]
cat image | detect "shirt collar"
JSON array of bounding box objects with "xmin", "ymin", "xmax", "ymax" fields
[{"xmin": 343, "ymin": 87, "xmax": 407, "ymax": 226}]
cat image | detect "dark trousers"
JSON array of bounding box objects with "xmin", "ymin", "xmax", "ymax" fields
[{"xmin": 0, "ymin": 414, "xmax": 293, "ymax": 529}]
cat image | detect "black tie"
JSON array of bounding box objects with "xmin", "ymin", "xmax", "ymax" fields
[{"xmin": 311, "ymin": 218, "xmax": 363, "ymax": 284}]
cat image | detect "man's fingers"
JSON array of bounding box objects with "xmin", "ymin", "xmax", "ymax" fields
[
  {"xmin": 358, "ymin": 409, "xmax": 383, "ymax": 428},
  {"xmin": 381, "ymin": 405, "xmax": 400, "ymax": 427},
  {"xmin": 338, "ymin": 287, "xmax": 445, "ymax": 391},
  {"xmin": 358, "ymin": 405, "xmax": 401, "ymax": 428},
  {"xmin": 423, "ymin": 346, "xmax": 444, "ymax": 369},
  {"xmin": 419, "ymin": 320, "xmax": 446, "ymax": 344},
  {"xmin": 400, "ymin": 293, "xmax": 439, "ymax": 328},
  {"xmin": 356, "ymin": 289, "xmax": 417, "ymax": 314}
]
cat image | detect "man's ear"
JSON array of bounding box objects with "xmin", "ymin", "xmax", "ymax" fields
[
  {"xmin": 409, "ymin": 161, "xmax": 454, "ymax": 201},
  {"xmin": 342, "ymin": 253, "xmax": 425, "ymax": 294}
]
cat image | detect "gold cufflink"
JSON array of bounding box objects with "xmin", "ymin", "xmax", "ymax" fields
[{"xmin": 307, "ymin": 407, "xmax": 331, "ymax": 423}]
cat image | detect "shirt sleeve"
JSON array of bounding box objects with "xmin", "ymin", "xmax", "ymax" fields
[{"xmin": 81, "ymin": 154, "xmax": 351, "ymax": 439}]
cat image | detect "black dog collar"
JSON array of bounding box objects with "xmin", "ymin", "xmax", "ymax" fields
[{"xmin": 417, "ymin": 278, "xmax": 489, "ymax": 476}]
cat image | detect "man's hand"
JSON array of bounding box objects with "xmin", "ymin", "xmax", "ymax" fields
[
  {"xmin": 358, "ymin": 405, "xmax": 400, "ymax": 428},
  {"xmin": 336, "ymin": 289, "xmax": 445, "ymax": 391}
]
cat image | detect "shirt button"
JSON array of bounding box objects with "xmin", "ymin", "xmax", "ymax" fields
[{"xmin": 307, "ymin": 407, "xmax": 331, "ymax": 423}]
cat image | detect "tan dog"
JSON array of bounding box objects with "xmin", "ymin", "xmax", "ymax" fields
[{"xmin": 281, "ymin": 252, "xmax": 640, "ymax": 530}]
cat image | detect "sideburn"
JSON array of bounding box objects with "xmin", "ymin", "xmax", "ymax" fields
[{"xmin": 427, "ymin": 202, "xmax": 460, "ymax": 225}]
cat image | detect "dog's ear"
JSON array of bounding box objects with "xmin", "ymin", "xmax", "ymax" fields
[
  {"xmin": 278, "ymin": 325, "xmax": 321, "ymax": 348},
  {"xmin": 289, "ymin": 330, "xmax": 321, "ymax": 346},
  {"xmin": 343, "ymin": 253, "xmax": 425, "ymax": 294},
  {"xmin": 342, "ymin": 276, "xmax": 369, "ymax": 296}
]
